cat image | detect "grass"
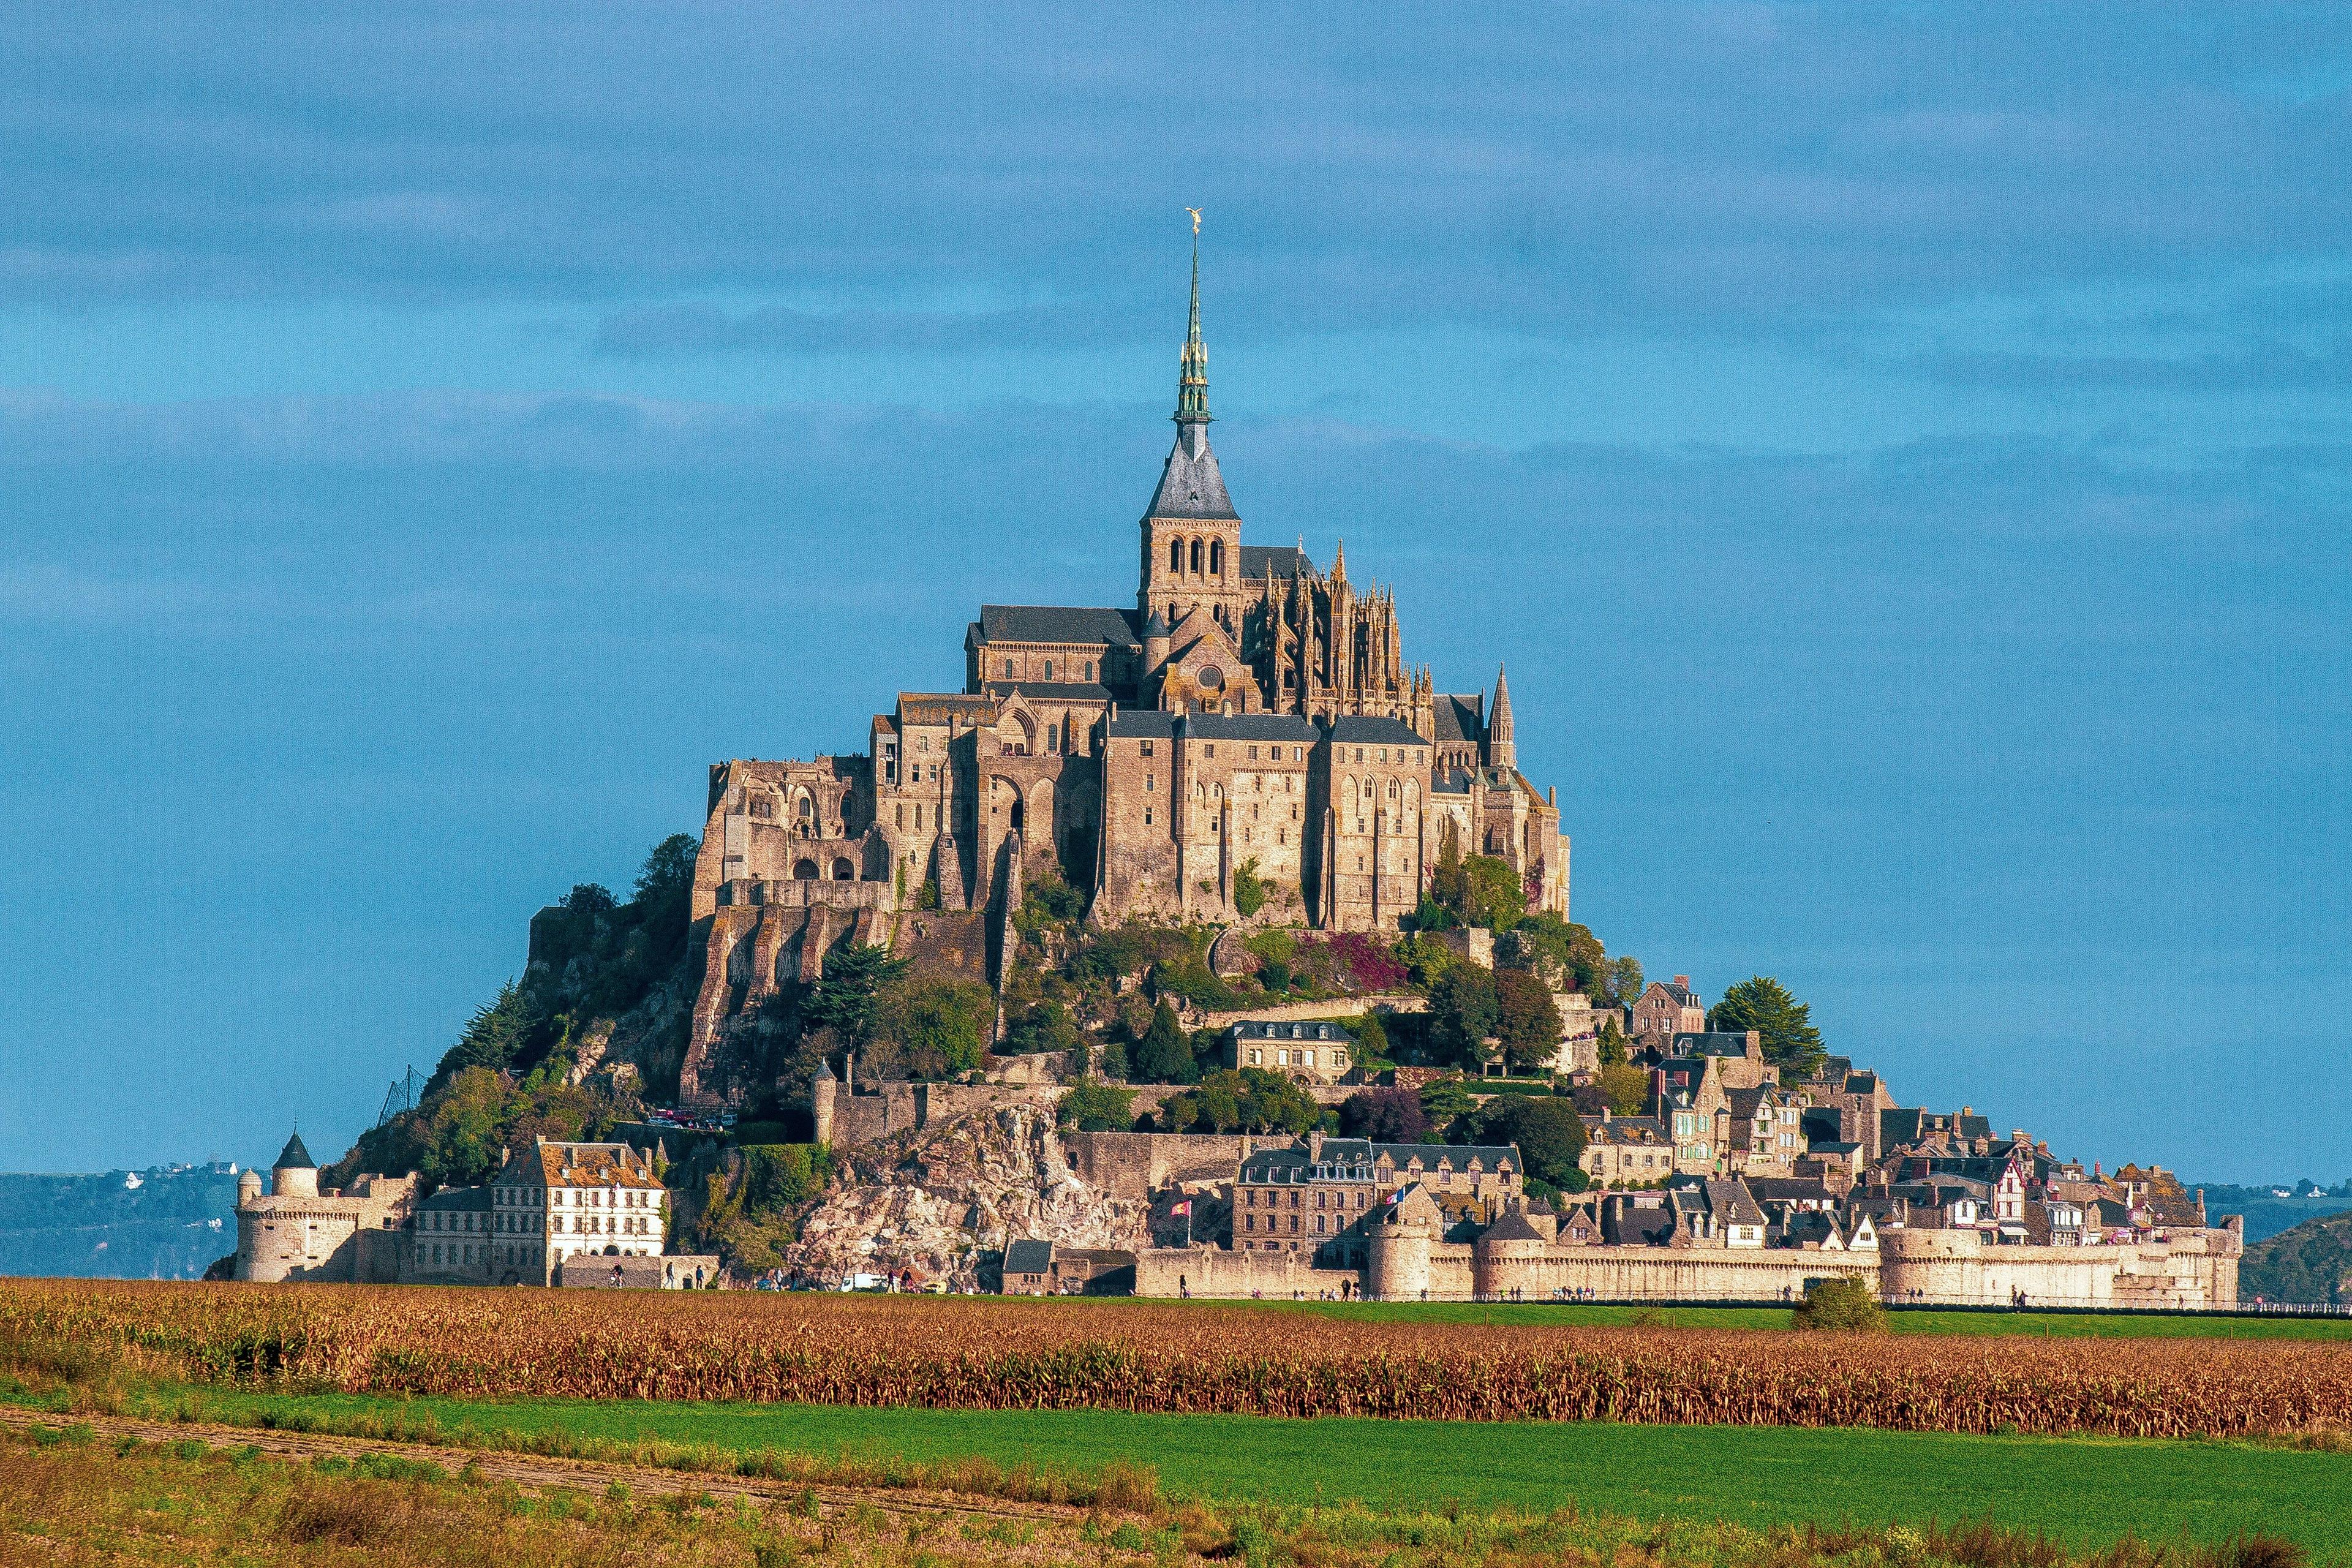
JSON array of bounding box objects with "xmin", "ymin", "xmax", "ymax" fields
[
  {"xmin": 4, "ymin": 1422, "xmax": 2316, "ymax": 1568},
  {"xmin": 134, "ymin": 1385, "xmax": 2352, "ymax": 1556}
]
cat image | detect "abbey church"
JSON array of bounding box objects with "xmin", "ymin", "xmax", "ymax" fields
[{"xmin": 683, "ymin": 246, "xmax": 1569, "ymax": 1102}]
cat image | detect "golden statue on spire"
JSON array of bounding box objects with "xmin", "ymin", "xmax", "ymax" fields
[{"xmin": 1186, "ymin": 206, "xmax": 1202, "ymax": 236}]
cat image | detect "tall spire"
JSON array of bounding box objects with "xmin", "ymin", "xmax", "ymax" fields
[
  {"xmin": 1488, "ymin": 663, "xmax": 1517, "ymax": 771},
  {"xmin": 1175, "ymin": 219, "xmax": 1211, "ymax": 432}
]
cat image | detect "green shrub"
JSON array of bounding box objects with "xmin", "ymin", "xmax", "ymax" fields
[
  {"xmin": 1792, "ymin": 1275, "xmax": 1887, "ymax": 1331},
  {"xmin": 1231, "ymin": 858, "xmax": 1268, "ymax": 918},
  {"xmin": 1057, "ymin": 1082, "xmax": 1137, "ymax": 1131}
]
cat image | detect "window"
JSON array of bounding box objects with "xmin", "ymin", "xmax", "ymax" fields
[
  {"xmin": 1189, "ymin": 539, "xmax": 1202, "ymax": 573},
  {"xmin": 1170, "ymin": 539, "xmax": 1183, "ymax": 573},
  {"xmin": 1003, "ymin": 658, "xmax": 1014, "ymax": 677},
  {"xmin": 1145, "ymin": 775, "xmax": 1153, "ymax": 793},
  {"xmin": 1247, "ymin": 745, "xmax": 1257, "ymax": 760},
  {"xmin": 1085, "ymin": 661, "xmax": 1095, "ymax": 680},
  {"xmin": 1202, "ymin": 744, "xmax": 1213, "ymax": 758},
  {"xmin": 1209, "ymin": 540, "xmax": 1223, "ymax": 574},
  {"xmin": 1144, "ymin": 809, "xmax": 1152, "ymax": 825},
  {"xmin": 1294, "ymin": 747, "xmax": 1303, "ymax": 761},
  {"xmin": 1141, "ymin": 741, "xmax": 1153, "ymax": 756},
  {"xmin": 1046, "ymin": 724, "xmax": 1059, "ymax": 751}
]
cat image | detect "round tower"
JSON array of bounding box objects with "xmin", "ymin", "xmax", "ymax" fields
[
  {"xmin": 1365, "ymin": 1192, "xmax": 1438, "ymax": 1302},
  {"xmin": 271, "ymin": 1129, "xmax": 318, "ymax": 1199},
  {"xmin": 1140, "ymin": 608, "xmax": 1172, "ymax": 691}
]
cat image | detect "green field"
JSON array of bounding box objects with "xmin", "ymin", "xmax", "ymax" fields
[
  {"xmin": 143, "ymin": 1386, "xmax": 2352, "ymax": 1556},
  {"xmin": 1090, "ymin": 1293, "xmax": 2352, "ymax": 1340}
]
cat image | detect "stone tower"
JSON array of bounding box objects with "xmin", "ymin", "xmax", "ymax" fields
[
  {"xmin": 271, "ymin": 1129, "xmax": 318, "ymax": 1199},
  {"xmin": 1487, "ymin": 663, "xmax": 1516, "ymax": 771},
  {"xmin": 1137, "ymin": 236, "xmax": 1246, "ymax": 635}
]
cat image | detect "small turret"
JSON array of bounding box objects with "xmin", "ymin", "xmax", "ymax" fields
[
  {"xmin": 271, "ymin": 1129, "xmax": 318, "ymax": 1199},
  {"xmin": 1142, "ymin": 606, "xmax": 1172, "ymax": 688}
]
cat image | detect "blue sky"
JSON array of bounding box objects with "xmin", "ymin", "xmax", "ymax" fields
[{"xmin": 1, "ymin": 3, "xmax": 2345, "ymax": 1183}]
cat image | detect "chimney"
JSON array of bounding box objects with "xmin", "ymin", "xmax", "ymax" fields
[
  {"xmin": 1602, "ymin": 1107, "xmax": 1612, "ymax": 1123},
  {"xmin": 1674, "ymin": 975, "xmax": 1689, "ymax": 987}
]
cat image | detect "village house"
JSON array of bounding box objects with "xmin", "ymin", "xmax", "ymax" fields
[
  {"xmin": 1631, "ymin": 976, "xmax": 1708, "ymax": 1047},
  {"xmin": 1577, "ymin": 1110, "xmax": 1676, "ymax": 1188},
  {"xmin": 1224, "ymin": 1018, "xmax": 1357, "ymax": 1084}
]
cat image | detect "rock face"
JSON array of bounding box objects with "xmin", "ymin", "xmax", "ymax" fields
[{"xmin": 782, "ymin": 1104, "xmax": 1151, "ymax": 1290}]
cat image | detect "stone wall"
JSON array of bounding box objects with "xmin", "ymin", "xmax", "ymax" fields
[
  {"xmin": 1063, "ymin": 1131, "xmax": 1257, "ymax": 1205},
  {"xmin": 1133, "ymin": 1245, "xmax": 1349, "ymax": 1299}
]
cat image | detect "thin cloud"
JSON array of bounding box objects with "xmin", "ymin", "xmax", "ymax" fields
[{"xmin": 592, "ymin": 300, "xmax": 1126, "ymax": 358}]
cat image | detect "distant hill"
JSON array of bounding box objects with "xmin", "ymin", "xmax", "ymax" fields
[
  {"xmin": 0, "ymin": 1166, "xmax": 244, "ymax": 1280},
  {"xmin": 2194, "ymin": 1184, "xmax": 2352, "ymax": 1244},
  {"xmin": 2239, "ymin": 1211, "xmax": 2352, "ymax": 1305}
]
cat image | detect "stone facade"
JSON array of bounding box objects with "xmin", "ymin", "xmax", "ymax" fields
[
  {"xmin": 232, "ymin": 1134, "xmax": 415, "ymax": 1284},
  {"xmin": 678, "ymin": 252, "xmax": 1572, "ymax": 1103}
]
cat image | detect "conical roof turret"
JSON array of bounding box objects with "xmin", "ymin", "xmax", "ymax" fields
[
  {"xmin": 1488, "ymin": 663, "xmax": 1517, "ymax": 770},
  {"xmin": 274, "ymin": 1129, "xmax": 314, "ymax": 1170}
]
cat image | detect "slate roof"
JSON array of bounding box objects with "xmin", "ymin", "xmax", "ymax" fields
[
  {"xmin": 417, "ymin": 1185, "xmax": 491, "ymax": 1213},
  {"xmin": 1183, "ymin": 713, "xmax": 1320, "ymax": 743},
  {"xmin": 1430, "ymin": 767, "xmax": 1476, "ymax": 796},
  {"xmin": 274, "ymin": 1131, "xmax": 315, "ymax": 1170},
  {"xmin": 1144, "ymin": 431, "xmax": 1239, "ymax": 521},
  {"xmin": 1232, "ymin": 1019, "xmax": 1348, "ymax": 1041},
  {"xmin": 1240, "ymin": 544, "xmax": 1311, "ymax": 579},
  {"xmin": 1673, "ymin": 1031, "xmax": 1757, "ymax": 1058},
  {"xmin": 975, "ymin": 605, "xmax": 1142, "ymax": 649},
  {"xmin": 1003, "ymin": 1238, "xmax": 1054, "ymax": 1275},
  {"xmin": 982, "ymin": 681, "xmax": 1115, "ymax": 703},
  {"xmin": 1581, "ymin": 1114, "xmax": 1670, "ymax": 1146},
  {"xmin": 1328, "ymin": 715, "xmax": 1426, "ymax": 745},
  {"xmin": 1480, "ymin": 1208, "xmax": 1548, "ymax": 1244},
  {"xmin": 1433, "ymin": 693, "xmax": 1485, "ymax": 745},
  {"xmin": 1702, "ymin": 1178, "xmax": 1768, "ymax": 1227},
  {"xmin": 1240, "ymin": 1137, "xmax": 1518, "ymax": 1184},
  {"xmin": 1105, "ymin": 710, "xmax": 1176, "ymax": 739}
]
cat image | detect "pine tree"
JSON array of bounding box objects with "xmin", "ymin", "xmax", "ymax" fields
[{"xmin": 1708, "ymin": 975, "xmax": 1826, "ymax": 1080}]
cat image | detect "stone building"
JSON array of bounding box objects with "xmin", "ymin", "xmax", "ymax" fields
[
  {"xmin": 232, "ymin": 1133, "xmax": 415, "ymax": 1283},
  {"xmin": 1224, "ymin": 1018, "xmax": 1357, "ymax": 1083},
  {"xmin": 1632, "ymin": 977, "xmax": 1708, "ymax": 1046},
  {"xmin": 1235, "ymin": 1132, "xmax": 1521, "ymax": 1268},
  {"xmin": 680, "ymin": 244, "xmax": 1572, "ymax": 1102}
]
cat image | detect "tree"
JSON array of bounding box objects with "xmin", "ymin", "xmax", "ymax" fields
[
  {"xmin": 871, "ymin": 979, "xmax": 995, "ymax": 1079},
  {"xmin": 1708, "ymin": 975, "xmax": 1827, "ymax": 1080},
  {"xmin": 1344, "ymin": 1010, "xmax": 1391, "ymax": 1068},
  {"xmin": 1427, "ymin": 823, "xmax": 1470, "ymax": 922},
  {"xmin": 634, "ymin": 833, "xmax": 699, "ymax": 907},
  {"xmin": 1597, "ymin": 1060, "xmax": 1650, "ymax": 1117},
  {"xmin": 1128, "ymin": 999, "xmax": 1196, "ymax": 1084},
  {"xmin": 1461, "ymin": 855, "xmax": 1526, "ymax": 930},
  {"xmin": 804, "ymin": 943, "xmax": 913, "ymax": 1048},
  {"xmin": 1057, "ymin": 1081, "xmax": 1138, "ymax": 1132},
  {"xmin": 1337, "ymin": 1087, "xmax": 1431, "ymax": 1144},
  {"xmin": 1418, "ymin": 1075, "xmax": 1478, "ymax": 1131},
  {"xmin": 1466, "ymin": 1096, "xmax": 1588, "ymax": 1189},
  {"xmin": 1494, "ymin": 968, "xmax": 1564, "ymax": 1074},
  {"xmin": 436, "ymin": 979, "xmax": 543, "ymax": 1084},
  {"xmin": 1158, "ymin": 1068, "xmax": 1320, "ymax": 1134},
  {"xmin": 1607, "ymin": 956, "xmax": 1644, "ymax": 1011},
  {"xmin": 1428, "ymin": 966, "xmax": 1503, "ymax": 1069},
  {"xmin": 1596, "ymin": 1015, "xmax": 1629, "ymax": 1067},
  {"xmin": 1000, "ymin": 997, "xmax": 1080, "ymax": 1057},
  {"xmin": 562, "ymin": 883, "xmax": 617, "ymax": 914}
]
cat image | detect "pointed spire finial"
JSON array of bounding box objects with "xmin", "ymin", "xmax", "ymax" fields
[
  {"xmin": 1488, "ymin": 662, "xmax": 1517, "ymax": 770},
  {"xmin": 1333, "ymin": 538, "xmax": 1347, "ymax": 579},
  {"xmin": 1175, "ymin": 213, "xmax": 1211, "ymax": 431}
]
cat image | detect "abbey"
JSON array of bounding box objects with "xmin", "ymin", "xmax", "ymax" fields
[{"xmin": 684, "ymin": 247, "xmax": 1568, "ymax": 1102}]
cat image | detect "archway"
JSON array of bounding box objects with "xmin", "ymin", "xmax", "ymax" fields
[
  {"xmin": 831, "ymin": 858, "xmax": 854, "ymax": 881},
  {"xmin": 793, "ymin": 859, "xmax": 819, "ymax": 880}
]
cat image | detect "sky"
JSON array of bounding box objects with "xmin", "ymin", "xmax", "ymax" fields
[{"xmin": 1, "ymin": 2, "xmax": 2345, "ymax": 1183}]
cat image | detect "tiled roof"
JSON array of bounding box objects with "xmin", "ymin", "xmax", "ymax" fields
[
  {"xmin": 1183, "ymin": 713, "xmax": 1321, "ymax": 742},
  {"xmin": 982, "ymin": 681, "xmax": 1115, "ymax": 703},
  {"xmin": 1433, "ymin": 693, "xmax": 1484, "ymax": 744},
  {"xmin": 1240, "ymin": 545, "xmax": 1311, "ymax": 579},
  {"xmin": 976, "ymin": 606, "xmax": 1142, "ymax": 649},
  {"xmin": 503, "ymin": 1140, "xmax": 665, "ymax": 1191},
  {"xmin": 1328, "ymin": 715, "xmax": 1426, "ymax": 745},
  {"xmin": 1144, "ymin": 431, "xmax": 1239, "ymax": 521}
]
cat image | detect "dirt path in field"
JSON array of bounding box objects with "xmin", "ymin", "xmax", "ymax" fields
[{"xmin": 0, "ymin": 1404, "xmax": 1115, "ymax": 1526}]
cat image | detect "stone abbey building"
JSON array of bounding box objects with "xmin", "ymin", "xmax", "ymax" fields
[{"xmin": 684, "ymin": 249, "xmax": 1569, "ymax": 1102}]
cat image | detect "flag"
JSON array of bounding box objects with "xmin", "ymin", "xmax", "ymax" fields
[{"xmin": 1170, "ymin": 1200, "xmax": 1191, "ymax": 1216}]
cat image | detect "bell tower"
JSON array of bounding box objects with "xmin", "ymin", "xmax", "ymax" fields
[{"xmin": 1138, "ymin": 219, "xmax": 1243, "ymax": 635}]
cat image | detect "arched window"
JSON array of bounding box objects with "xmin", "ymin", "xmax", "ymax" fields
[
  {"xmin": 1043, "ymin": 659, "xmax": 1054, "ymax": 679},
  {"xmin": 1170, "ymin": 538, "xmax": 1183, "ymax": 573},
  {"xmin": 1209, "ymin": 539, "xmax": 1223, "ymax": 575},
  {"xmin": 1189, "ymin": 538, "xmax": 1202, "ymax": 573},
  {"xmin": 831, "ymin": 858, "xmax": 854, "ymax": 881},
  {"xmin": 1046, "ymin": 723, "xmax": 1059, "ymax": 751},
  {"xmin": 792, "ymin": 859, "xmax": 818, "ymax": 880}
]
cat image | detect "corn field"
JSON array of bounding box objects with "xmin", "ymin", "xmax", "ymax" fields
[{"xmin": 9, "ymin": 1280, "xmax": 2352, "ymax": 1440}]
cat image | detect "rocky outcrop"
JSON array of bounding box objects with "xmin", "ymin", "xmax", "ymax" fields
[{"xmin": 782, "ymin": 1104, "xmax": 1152, "ymax": 1290}]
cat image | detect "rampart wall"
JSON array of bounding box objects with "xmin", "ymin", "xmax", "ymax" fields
[{"xmin": 1133, "ymin": 1246, "xmax": 1352, "ymax": 1300}]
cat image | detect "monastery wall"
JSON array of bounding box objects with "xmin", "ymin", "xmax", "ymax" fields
[{"xmin": 1133, "ymin": 1245, "xmax": 1350, "ymax": 1300}]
